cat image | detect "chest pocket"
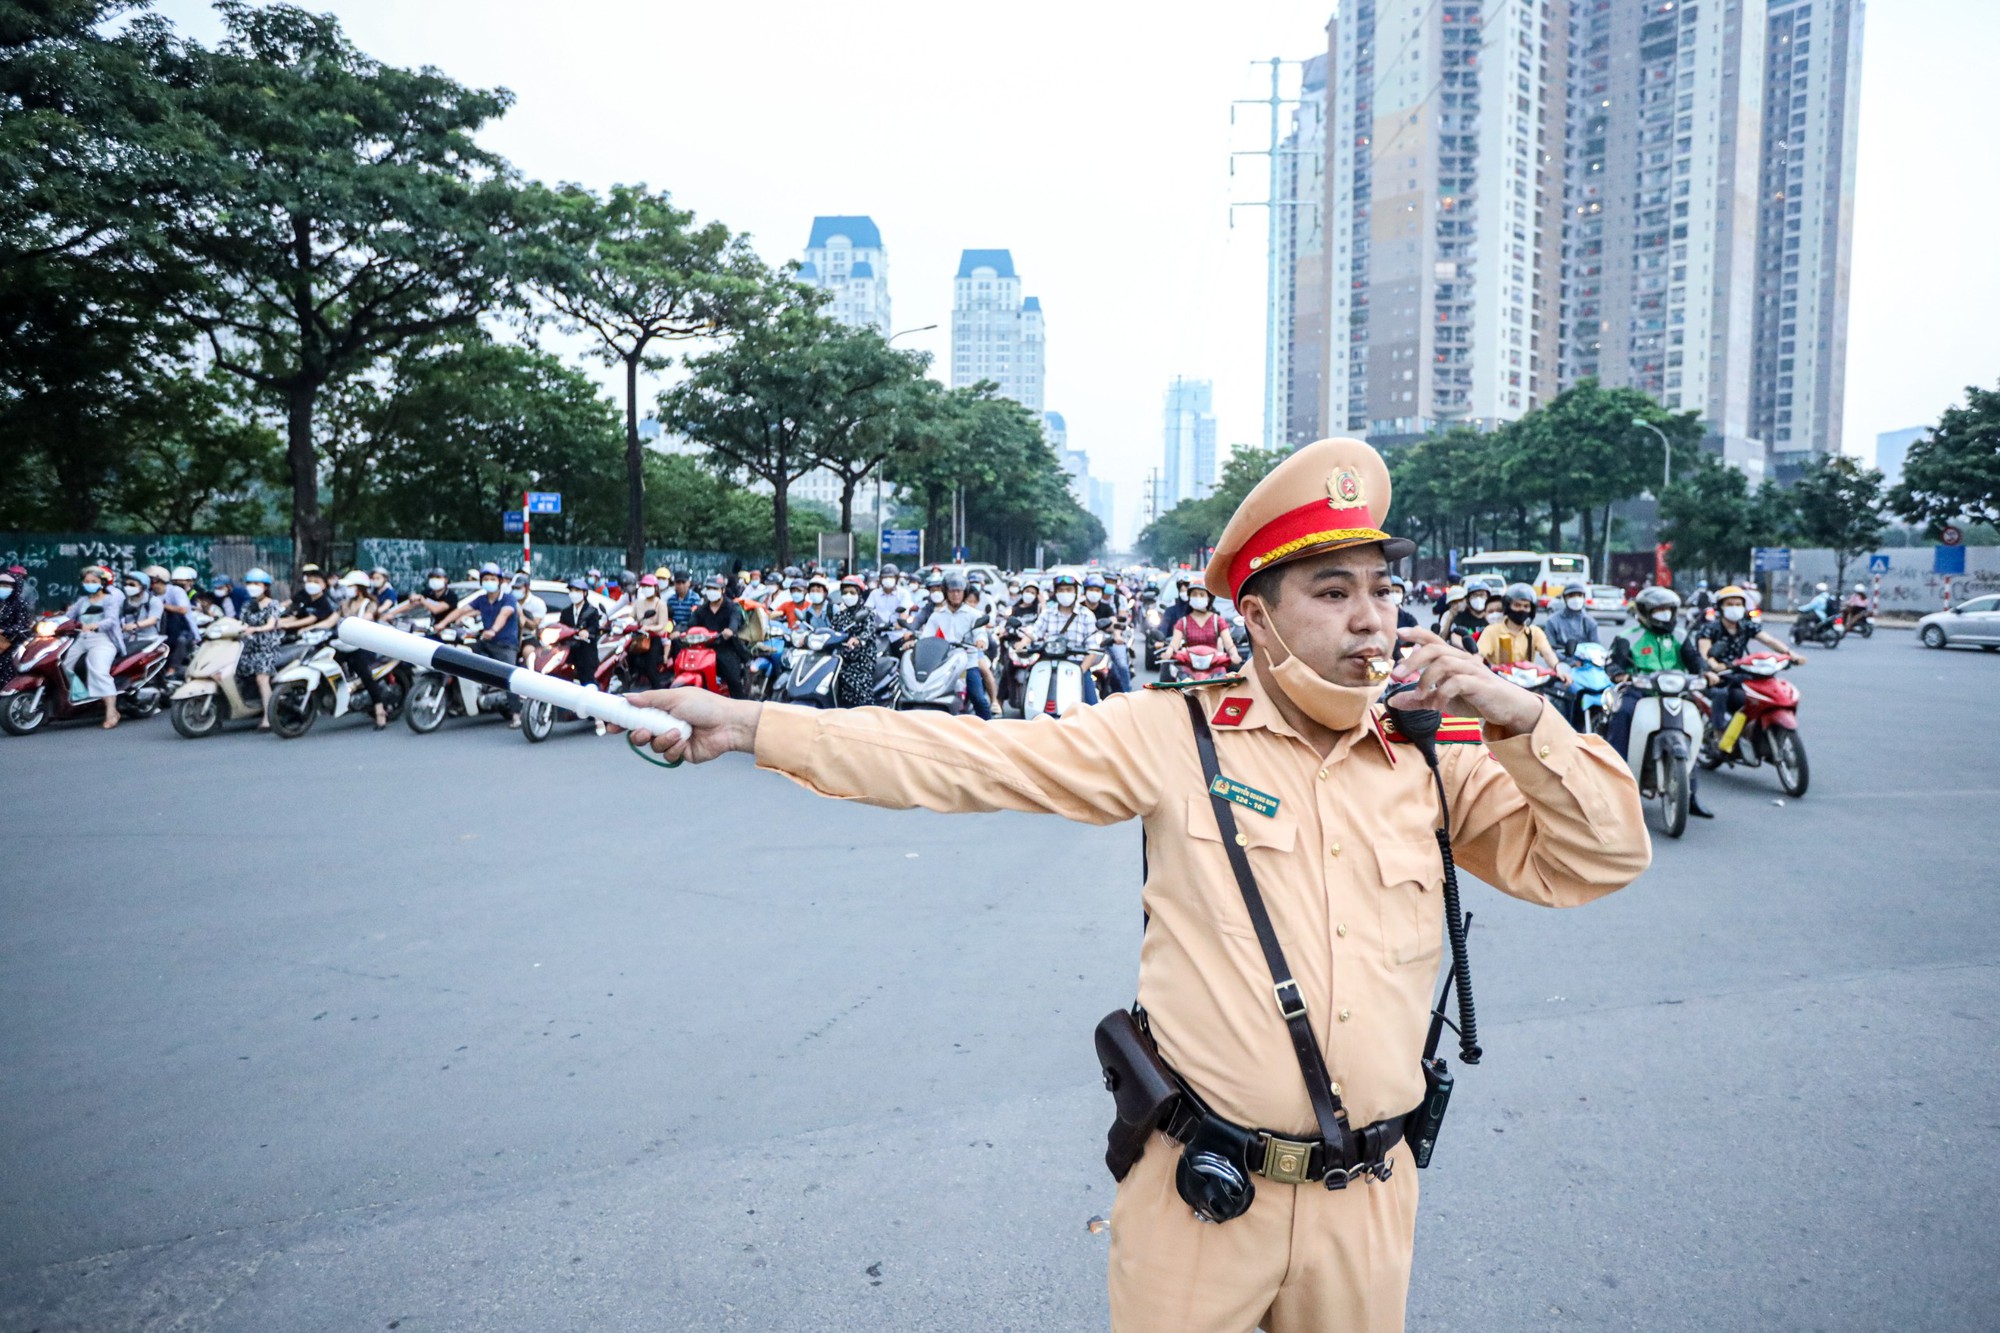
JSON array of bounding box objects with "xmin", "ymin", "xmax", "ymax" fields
[
  {"xmin": 1182, "ymin": 793, "xmax": 1298, "ymax": 941},
  {"xmin": 1373, "ymin": 838, "xmax": 1445, "ymax": 967}
]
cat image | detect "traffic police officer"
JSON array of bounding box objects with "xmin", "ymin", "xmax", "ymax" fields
[{"xmin": 630, "ymin": 438, "xmax": 1651, "ymax": 1331}]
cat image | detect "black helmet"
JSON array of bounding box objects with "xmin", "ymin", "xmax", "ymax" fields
[
  {"xmin": 881, "ymin": 562, "xmax": 901, "ymax": 578},
  {"xmin": 943, "ymin": 572, "xmax": 967, "ymax": 593},
  {"xmin": 1634, "ymin": 586, "xmax": 1681, "ymax": 628},
  {"xmin": 924, "ymin": 570, "xmax": 945, "ymax": 589},
  {"xmin": 618, "ymin": 569, "xmax": 637, "ymax": 588},
  {"xmin": 424, "ymin": 566, "xmax": 446, "ymax": 580},
  {"xmin": 1563, "ymin": 580, "xmax": 1588, "ymax": 597},
  {"xmin": 1503, "ymin": 581, "xmax": 1537, "ymax": 606},
  {"xmin": 783, "ymin": 565, "xmax": 802, "ymax": 579}
]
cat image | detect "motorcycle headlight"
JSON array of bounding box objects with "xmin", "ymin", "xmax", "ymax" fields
[
  {"xmin": 36, "ymin": 619, "xmax": 59, "ymax": 637},
  {"xmin": 540, "ymin": 626, "xmax": 560, "ymax": 646},
  {"xmin": 1655, "ymin": 670, "xmax": 1688, "ymax": 695}
]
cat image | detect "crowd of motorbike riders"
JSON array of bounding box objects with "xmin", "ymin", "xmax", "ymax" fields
[{"xmin": 0, "ymin": 554, "xmax": 1829, "ymax": 829}]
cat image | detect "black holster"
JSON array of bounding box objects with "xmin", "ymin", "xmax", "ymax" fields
[{"xmin": 1094, "ymin": 1008, "xmax": 1178, "ymax": 1181}]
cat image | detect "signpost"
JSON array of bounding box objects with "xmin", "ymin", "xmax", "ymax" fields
[
  {"xmin": 502, "ymin": 511, "xmax": 524, "ymax": 535},
  {"xmin": 880, "ymin": 527, "xmax": 923, "ymax": 559},
  {"xmin": 1868, "ymin": 553, "xmax": 1889, "ymax": 612},
  {"xmin": 1935, "ymin": 542, "xmax": 1966, "ymax": 609},
  {"xmin": 520, "ymin": 491, "xmax": 561, "ymax": 573},
  {"xmin": 1940, "ymin": 524, "xmax": 1963, "ymax": 547},
  {"xmin": 1752, "ymin": 546, "xmax": 1791, "ymax": 573}
]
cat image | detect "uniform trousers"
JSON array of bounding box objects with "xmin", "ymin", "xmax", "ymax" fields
[{"xmin": 1109, "ymin": 1132, "xmax": 1419, "ymax": 1332}]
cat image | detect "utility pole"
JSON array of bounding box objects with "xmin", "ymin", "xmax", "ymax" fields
[{"xmin": 1233, "ymin": 58, "xmax": 1315, "ymax": 453}]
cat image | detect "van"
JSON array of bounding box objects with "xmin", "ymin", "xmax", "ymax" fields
[{"xmin": 1458, "ymin": 551, "xmax": 1591, "ymax": 607}]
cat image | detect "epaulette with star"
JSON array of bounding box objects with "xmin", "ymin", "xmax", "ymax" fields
[{"xmin": 1378, "ymin": 708, "xmax": 1485, "ymax": 744}]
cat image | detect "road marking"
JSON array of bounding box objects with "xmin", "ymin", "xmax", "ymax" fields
[{"xmin": 1808, "ymin": 789, "xmax": 2000, "ymax": 801}]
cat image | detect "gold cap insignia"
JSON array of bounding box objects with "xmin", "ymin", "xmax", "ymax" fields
[{"xmin": 1328, "ymin": 468, "xmax": 1364, "ymax": 509}]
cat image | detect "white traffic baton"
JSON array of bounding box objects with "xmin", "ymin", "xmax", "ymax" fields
[{"xmin": 336, "ymin": 618, "xmax": 692, "ymax": 766}]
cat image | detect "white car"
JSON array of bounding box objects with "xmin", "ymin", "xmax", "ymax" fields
[
  {"xmin": 1916, "ymin": 595, "xmax": 2000, "ymax": 651},
  {"xmin": 1585, "ymin": 584, "xmax": 1630, "ymax": 624}
]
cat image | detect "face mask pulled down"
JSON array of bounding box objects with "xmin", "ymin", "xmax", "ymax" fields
[{"xmin": 1254, "ymin": 619, "xmax": 1382, "ymax": 733}]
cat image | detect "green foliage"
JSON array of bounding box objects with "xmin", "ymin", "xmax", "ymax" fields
[
  {"xmin": 1136, "ymin": 446, "xmax": 1287, "ymax": 565},
  {"xmin": 1790, "ymin": 453, "xmax": 1887, "ymax": 586},
  {"xmin": 521, "ymin": 181, "xmax": 773, "ymax": 567},
  {"xmin": 1659, "ymin": 455, "xmax": 1755, "ymax": 581},
  {"xmin": 168, "ymin": 1, "xmax": 525, "ymax": 563},
  {"xmin": 100, "ymin": 370, "xmax": 284, "ymax": 534},
  {"xmin": 1889, "ymin": 384, "xmax": 2000, "ymax": 532}
]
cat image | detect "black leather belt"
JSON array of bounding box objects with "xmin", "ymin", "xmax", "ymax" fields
[{"xmin": 1161, "ymin": 1095, "xmax": 1403, "ymax": 1187}]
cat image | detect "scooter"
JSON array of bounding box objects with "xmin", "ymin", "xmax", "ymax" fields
[
  {"xmin": 1609, "ymin": 668, "xmax": 1707, "ymax": 840},
  {"xmin": 669, "ymin": 626, "xmax": 729, "ymax": 695},
  {"xmin": 1564, "ymin": 641, "xmax": 1614, "ymax": 734},
  {"xmin": 1490, "ymin": 659, "xmax": 1565, "ymax": 709},
  {"xmin": 1161, "ymin": 644, "xmax": 1236, "ymax": 685},
  {"xmin": 781, "ymin": 625, "xmax": 845, "ymax": 708},
  {"xmin": 1842, "ymin": 603, "xmax": 1874, "ymax": 639},
  {"xmin": 403, "ymin": 620, "xmax": 513, "ymax": 732},
  {"xmin": 744, "ymin": 628, "xmax": 788, "ymax": 703},
  {"xmin": 1790, "ymin": 609, "xmax": 1844, "ymax": 649},
  {"xmin": 170, "ymin": 617, "xmax": 270, "ymax": 737},
  {"xmin": 1020, "ymin": 637, "xmax": 1089, "ymax": 719},
  {"xmin": 0, "ymin": 617, "xmax": 171, "ymax": 735},
  {"xmin": 1699, "ymin": 652, "xmax": 1808, "ymax": 797},
  {"xmin": 268, "ymin": 628, "xmax": 407, "ymax": 738},
  {"xmin": 894, "ymin": 625, "xmax": 986, "ymax": 714}
]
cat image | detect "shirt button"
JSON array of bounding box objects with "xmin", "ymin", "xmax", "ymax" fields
[
  {"xmin": 1538, "ymin": 743, "xmax": 1551, "ymax": 760},
  {"xmin": 1338, "ymin": 1008, "xmax": 1352, "ymax": 1022},
  {"xmin": 1234, "ymin": 832, "xmax": 1248, "ymax": 847},
  {"xmin": 1329, "ymin": 841, "xmax": 1342, "ymax": 857},
  {"xmin": 1329, "ymin": 1081, "xmax": 1342, "ymax": 1097},
  {"xmin": 1336, "ymin": 923, "xmax": 1349, "ymax": 938},
  {"xmin": 1317, "ymin": 768, "xmax": 1328, "ymax": 781}
]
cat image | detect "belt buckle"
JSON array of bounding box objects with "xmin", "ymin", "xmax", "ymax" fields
[{"xmin": 1259, "ymin": 1134, "xmax": 1317, "ymax": 1185}]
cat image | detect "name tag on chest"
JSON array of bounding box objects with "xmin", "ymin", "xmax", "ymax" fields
[{"xmin": 1209, "ymin": 775, "xmax": 1281, "ymax": 818}]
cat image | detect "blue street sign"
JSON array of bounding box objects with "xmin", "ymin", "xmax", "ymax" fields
[
  {"xmin": 502, "ymin": 511, "xmax": 524, "ymax": 534},
  {"xmin": 881, "ymin": 528, "xmax": 922, "ymax": 557},
  {"xmin": 1934, "ymin": 544, "xmax": 1966, "ymax": 576},
  {"xmin": 952, "ymin": 545, "xmax": 969, "ymax": 562},
  {"xmin": 1752, "ymin": 546, "xmax": 1791, "ymax": 573},
  {"xmin": 1447, "ymin": 547, "xmax": 1459, "ymax": 575},
  {"xmin": 1868, "ymin": 554, "xmax": 1891, "ymax": 574},
  {"xmin": 526, "ymin": 491, "xmax": 563, "ymax": 514}
]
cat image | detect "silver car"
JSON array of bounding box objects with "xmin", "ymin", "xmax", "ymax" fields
[{"xmin": 1916, "ymin": 594, "xmax": 2000, "ymax": 651}]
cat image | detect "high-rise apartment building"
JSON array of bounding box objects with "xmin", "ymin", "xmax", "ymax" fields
[
  {"xmin": 1163, "ymin": 378, "xmax": 1219, "ymax": 507},
  {"xmin": 1274, "ymin": 55, "xmax": 1330, "ymax": 449},
  {"xmin": 1751, "ymin": 0, "xmax": 1862, "ymax": 479},
  {"xmin": 1874, "ymin": 425, "xmax": 1925, "ymax": 492},
  {"xmin": 799, "ymin": 216, "xmax": 890, "ymax": 335},
  {"xmin": 951, "ymin": 250, "xmax": 1045, "ymax": 412},
  {"xmin": 1565, "ymin": 0, "xmax": 1767, "ymax": 476},
  {"xmin": 1321, "ymin": 0, "xmax": 1567, "ymax": 442}
]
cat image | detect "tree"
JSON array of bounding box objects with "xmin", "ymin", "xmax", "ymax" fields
[
  {"xmin": 1791, "ymin": 453, "xmax": 1887, "ymax": 589},
  {"xmin": 101, "ymin": 369, "xmax": 283, "ymax": 534},
  {"xmin": 523, "ymin": 183, "xmax": 771, "ymax": 571},
  {"xmin": 318, "ymin": 335, "xmax": 625, "ymax": 546},
  {"xmin": 167, "ymin": 2, "xmax": 523, "ymax": 567},
  {"xmin": 1658, "ymin": 454, "xmax": 1754, "ymax": 582},
  {"xmin": 658, "ymin": 307, "xmax": 860, "ymax": 567},
  {"xmin": 1889, "ymin": 384, "xmax": 2000, "ymax": 533},
  {"xmin": 1500, "ymin": 380, "xmax": 1696, "ymax": 553},
  {"xmin": 800, "ymin": 330, "xmax": 933, "ymax": 535}
]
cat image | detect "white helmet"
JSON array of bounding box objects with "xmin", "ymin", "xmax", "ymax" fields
[
  {"xmin": 339, "ymin": 570, "xmax": 370, "ymax": 587},
  {"xmin": 1816, "ymin": 582, "xmax": 1828, "ymax": 592},
  {"xmin": 170, "ymin": 566, "xmax": 197, "ymax": 582}
]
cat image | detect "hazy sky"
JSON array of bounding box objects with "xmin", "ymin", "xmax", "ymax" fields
[{"xmin": 154, "ymin": 0, "xmax": 1997, "ymax": 545}]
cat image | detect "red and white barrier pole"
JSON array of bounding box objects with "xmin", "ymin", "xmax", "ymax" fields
[{"xmin": 522, "ymin": 489, "xmax": 532, "ymax": 575}]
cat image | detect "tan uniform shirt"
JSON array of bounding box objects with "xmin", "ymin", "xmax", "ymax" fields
[
  {"xmin": 1477, "ymin": 620, "xmax": 1555, "ymax": 666},
  {"xmin": 753, "ymin": 671, "xmax": 1649, "ymax": 1135}
]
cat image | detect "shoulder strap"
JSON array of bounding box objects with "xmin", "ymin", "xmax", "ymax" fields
[{"xmin": 1181, "ymin": 694, "xmax": 1352, "ymax": 1172}]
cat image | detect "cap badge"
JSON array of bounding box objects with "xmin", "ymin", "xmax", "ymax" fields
[{"xmin": 1328, "ymin": 468, "xmax": 1364, "ymax": 509}]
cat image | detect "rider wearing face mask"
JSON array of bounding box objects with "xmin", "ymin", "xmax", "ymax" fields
[
  {"xmin": 867, "ymin": 563, "xmax": 912, "ymax": 627},
  {"xmin": 1448, "ymin": 586, "xmax": 1491, "ymax": 650},
  {"xmin": 1542, "ymin": 581, "xmax": 1601, "ymax": 658},
  {"xmin": 1163, "ymin": 583, "xmax": 1242, "ymax": 671},
  {"xmin": 1608, "ymin": 586, "xmax": 1714, "ymax": 816},
  {"xmin": 627, "ymin": 440, "xmax": 1649, "ymax": 1332},
  {"xmin": 278, "ymin": 564, "xmax": 339, "ymax": 634},
  {"xmin": 432, "ymin": 562, "xmax": 523, "ymax": 726},
  {"xmin": 0, "ymin": 569, "xmax": 34, "ymax": 682},
  {"xmin": 1695, "ymin": 585, "xmax": 1803, "ymax": 743},
  {"xmin": 389, "ymin": 567, "xmax": 458, "ymax": 623},
  {"xmin": 689, "ymin": 574, "xmax": 749, "ymax": 698},
  {"xmin": 1022, "ymin": 573, "xmax": 1106, "ymax": 704},
  {"xmin": 827, "ymin": 574, "xmax": 883, "ymax": 708},
  {"xmin": 1478, "ymin": 583, "xmax": 1570, "ymax": 681}
]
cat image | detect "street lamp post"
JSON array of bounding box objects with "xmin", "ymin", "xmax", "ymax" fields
[{"xmin": 1631, "ymin": 417, "xmax": 1671, "ymax": 492}]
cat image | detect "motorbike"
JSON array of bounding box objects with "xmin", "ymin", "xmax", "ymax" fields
[
  {"xmin": 1790, "ymin": 608, "xmax": 1844, "ymax": 649},
  {"xmin": 1699, "ymin": 652, "xmax": 1808, "ymax": 797},
  {"xmin": 1, "ymin": 617, "xmax": 171, "ymax": 735},
  {"xmin": 267, "ymin": 628, "xmax": 408, "ymax": 739},
  {"xmin": 1020, "ymin": 637, "xmax": 1089, "ymax": 719},
  {"xmin": 1608, "ymin": 668, "xmax": 1707, "ymax": 839},
  {"xmin": 1139, "ymin": 594, "xmax": 1168, "ymax": 669},
  {"xmin": 1161, "ymin": 644, "xmax": 1237, "ymax": 685},
  {"xmin": 403, "ymin": 620, "xmax": 514, "ymax": 733},
  {"xmin": 894, "ymin": 623, "xmax": 987, "ymax": 714},
  {"xmin": 1842, "ymin": 603, "xmax": 1873, "ymax": 639},
  {"xmin": 1490, "ymin": 659, "xmax": 1565, "ymax": 709},
  {"xmin": 169, "ymin": 618, "xmax": 260, "ymax": 737},
  {"xmin": 669, "ymin": 626, "xmax": 729, "ymax": 695},
  {"xmin": 744, "ymin": 627, "xmax": 789, "ymax": 703},
  {"xmin": 1564, "ymin": 641, "xmax": 1614, "ymax": 734},
  {"xmin": 781, "ymin": 625, "xmax": 846, "ymax": 708}
]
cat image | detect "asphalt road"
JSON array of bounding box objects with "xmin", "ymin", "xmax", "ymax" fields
[{"xmin": 2, "ymin": 630, "xmax": 1996, "ymax": 1332}]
